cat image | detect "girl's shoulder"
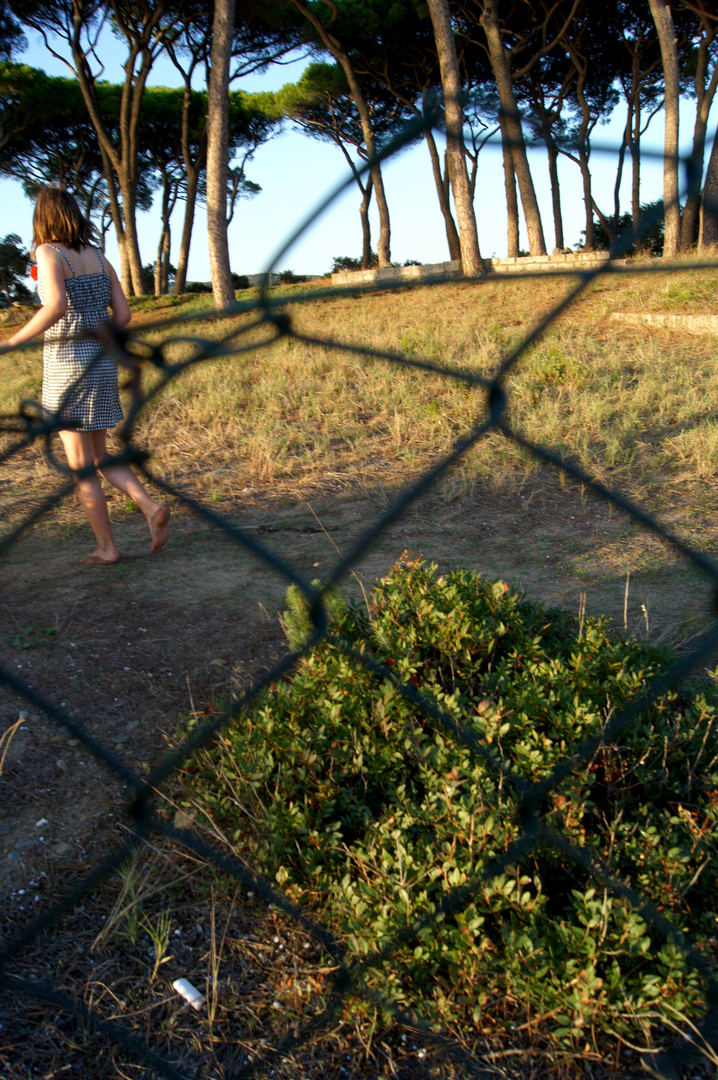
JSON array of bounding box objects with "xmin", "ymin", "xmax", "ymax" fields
[
  {"xmin": 34, "ymin": 243, "xmax": 66, "ymax": 269},
  {"xmin": 35, "ymin": 244, "xmax": 74, "ymax": 280}
]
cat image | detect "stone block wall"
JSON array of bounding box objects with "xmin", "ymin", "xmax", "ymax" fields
[
  {"xmin": 332, "ymin": 261, "xmax": 461, "ymax": 287},
  {"xmin": 489, "ymin": 251, "xmax": 627, "ymax": 273},
  {"xmin": 331, "ymin": 251, "xmax": 627, "ymax": 286}
]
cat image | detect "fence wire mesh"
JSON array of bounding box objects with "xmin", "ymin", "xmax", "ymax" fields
[{"xmin": 2, "ymin": 113, "xmax": 718, "ymax": 1079}]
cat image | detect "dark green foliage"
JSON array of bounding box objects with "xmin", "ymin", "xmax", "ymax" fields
[
  {"xmin": 277, "ymin": 270, "xmax": 309, "ymax": 284},
  {"xmin": 190, "ymin": 557, "xmax": 718, "ymax": 1043},
  {"xmin": 331, "ymin": 253, "xmax": 378, "ymax": 273},
  {"xmin": 592, "ymin": 199, "xmax": 665, "ymax": 256},
  {"xmin": 231, "ymin": 273, "xmax": 250, "ymax": 290},
  {"xmin": 0, "ymin": 232, "xmax": 30, "ymax": 306},
  {"xmin": 331, "ymin": 255, "xmax": 362, "ymax": 273},
  {"xmin": 0, "ymin": 0, "xmax": 24, "ymax": 59}
]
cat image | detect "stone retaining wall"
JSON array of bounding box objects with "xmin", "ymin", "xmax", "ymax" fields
[
  {"xmin": 331, "ymin": 251, "xmax": 628, "ymax": 286},
  {"xmin": 610, "ymin": 312, "xmax": 718, "ymax": 335},
  {"xmin": 331, "ymin": 260, "xmax": 461, "ymax": 287}
]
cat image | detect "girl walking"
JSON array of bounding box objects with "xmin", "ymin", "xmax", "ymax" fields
[{"xmin": 1, "ymin": 187, "xmax": 169, "ymax": 565}]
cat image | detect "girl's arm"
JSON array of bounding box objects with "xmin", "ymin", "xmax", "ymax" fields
[
  {"xmin": 0, "ymin": 245, "xmax": 67, "ymax": 352},
  {"xmin": 106, "ymin": 259, "xmax": 131, "ymax": 329}
]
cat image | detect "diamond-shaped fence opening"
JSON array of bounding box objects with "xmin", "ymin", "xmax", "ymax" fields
[{"xmin": 2, "ymin": 115, "xmax": 718, "ymax": 1080}]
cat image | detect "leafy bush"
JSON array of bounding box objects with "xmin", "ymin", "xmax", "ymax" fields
[
  {"xmin": 189, "ymin": 557, "xmax": 718, "ymax": 1049},
  {"xmin": 231, "ymin": 273, "xmax": 250, "ymax": 290},
  {"xmin": 331, "ymin": 253, "xmax": 378, "ymax": 274},
  {"xmin": 278, "ymin": 269, "xmax": 308, "ymax": 285},
  {"xmin": 591, "ymin": 199, "xmax": 665, "ymax": 256},
  {"xmin": 331, "ymin": 255, "xmax": 361, "ymax": 273},
  {"xmin": 185, "ymin": 280, "xmax": 213, "ymax": 294}
]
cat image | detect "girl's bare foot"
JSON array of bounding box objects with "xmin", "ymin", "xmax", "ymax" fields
[
  {"xmin": 149, "ymin": 505, "xmax": 170, "ymax": 553},
  {"xmin": 81, "ymin": 549, "xmax": 120, "ymax": 566}
]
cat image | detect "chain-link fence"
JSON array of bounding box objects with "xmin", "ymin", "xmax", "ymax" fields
[{"xmin": 2, "ymin": 114, "xmax": 718, "ymax": 1078}]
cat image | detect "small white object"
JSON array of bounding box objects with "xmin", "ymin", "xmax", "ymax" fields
[
  {"xmin": 172, "ymin": 978, "xmax": 205, "ymax": 1011},
  {"xmin": 35, "ymin": 818, "xmax": 48, "ymax": 828}
]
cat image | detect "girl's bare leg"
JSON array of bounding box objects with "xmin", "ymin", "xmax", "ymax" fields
[
  {"xmin": 90, "ymin": 431, "xmax": 170, "ymax": 553},
  {"xmin": 59, "ymin": 430, "xmax": 120, "ymax": 565}
]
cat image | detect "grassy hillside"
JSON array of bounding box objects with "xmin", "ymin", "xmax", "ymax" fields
[{"xmin": 2, "ymin": 263, "xmax": 718, "ymax": 508}]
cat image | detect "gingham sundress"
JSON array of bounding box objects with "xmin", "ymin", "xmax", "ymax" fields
[{"xmin": 39, "ymin": 245, "xmax": 124, "ymax": 431}]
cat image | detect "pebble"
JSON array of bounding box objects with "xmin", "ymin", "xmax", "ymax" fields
[
  {"xmin": 114, "ymin": 734, "xmax": 130, "ymax": 745},
  {"xmin": 54, "ymin": 842, "xmax": 72, "ymax": 856}
]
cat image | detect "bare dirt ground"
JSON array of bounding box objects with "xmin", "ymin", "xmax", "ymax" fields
[{"xmin": 3, "ymin": 461, "xmax": 718, "ymax": 900}]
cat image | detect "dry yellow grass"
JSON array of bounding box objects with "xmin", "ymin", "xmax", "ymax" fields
[{"xmin": 2, "ymin": 264, "xmax": 718, "ymax": 512}]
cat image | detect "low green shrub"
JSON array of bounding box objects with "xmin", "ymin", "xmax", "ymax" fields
[{"xmin": 188, "ymin": 556, "xmax": 718, "ymax": 1050}]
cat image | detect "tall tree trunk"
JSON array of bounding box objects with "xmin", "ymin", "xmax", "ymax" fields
[
  {"xmin": 681, "ymin": 26, "xmax": 718, "ymax": 249},
  {"xmin": 155, "ymin": 172, "xmax": 171, "ymax": 295},
  {"xmin": 630, "ymin": 94, "xmax": 642, "ymax": 251},
  {"xmin": 155, "ymin": 225, "xmax": 171, "ymax": 295},
  {"xmin": 174, "ymin": 80, "xmax": 208, "ymax": 294},
  {"xmin": 206, "ymin": 0, "xmax": 235, "ymax": 308},
  {"xmin": 699, "ymin": 126, "xmax": 718, "ymax": 249},
  {"xmin": 574, "ymin": 69, "xmax": 594, "ymax": 250},
  {"xmin": 360, "ymin": 173, "xmax": 373, "ymax": 268},
  {"xmin": 500, "ymin": 116, "xmax": 520, "ymax": 257},
  {"xmin": 424, "ymin": 127, "xmax": 461, "ymax": 261},
  {"xmin": 174, "ymin": 156, "xmax": 204, "ymax": 294},
  {"xmin": 426, "ymin": 0, "xmax": 483, "ymax": 275},
  {"xmin": 154, "ymin": 233, "xmax": 164, "ymax": 296},
  {"xmin": 290, "ymin": 1, "xmax": 391, "ymax": 267},
  {"xmin": 480, "ymin": 0, "xmax": 546, "ymax": 256},
  {"xmin": 118, "ymin": 181, "xmax": 145, "ymax": 294},
  {"xmin": 648, "ymin": 0, "xmax": 680, "ymax": 257},
  {"xmin": 161, "ymin": 227, "xmax": 170, "ymax": 294},
  {"xmin": 545, "ymin": 132, "xmax": 564, "ymax": 250},
  {"xmin": 118, "ymin": 237, "xmax": 131, "ymax": 295},
  {"xmin": 613, "ymin": 111, "xmax": 630, "ymax": 232}
]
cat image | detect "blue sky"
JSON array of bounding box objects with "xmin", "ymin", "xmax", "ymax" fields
[{"xmin": 1, "ymin": 25, "xmax": 707, "ymax": 281}]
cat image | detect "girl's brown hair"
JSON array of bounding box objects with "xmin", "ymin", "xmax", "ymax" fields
[{"xmin": 32, "ymin": 187, "xmax": 95, "ymax": 253}]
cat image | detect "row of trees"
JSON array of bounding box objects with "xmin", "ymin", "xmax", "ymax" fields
[
  {"xmin": 0, "ymin": 0, "xmax": 717, "ymax": 301},
  {"xmin": 277, "ymin": 0, "xmax": 718, "ymax": 274},
  {"xmin": 0, "ymin": 65, "xmax": 275, "ymax": 294}
]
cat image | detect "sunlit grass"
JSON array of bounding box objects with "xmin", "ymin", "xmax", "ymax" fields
[{"xmin": 2, "ymin": 265, "xmax": 717, "ymax": 504}]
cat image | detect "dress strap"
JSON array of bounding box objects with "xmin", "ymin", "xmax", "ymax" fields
[
  {"xmin": 96, "ymin": 248, "xmax": 106, "ymax": 273},
  {"xmin": 45, "ymin": 244, "xmax": 76, "ymax": 277}
]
